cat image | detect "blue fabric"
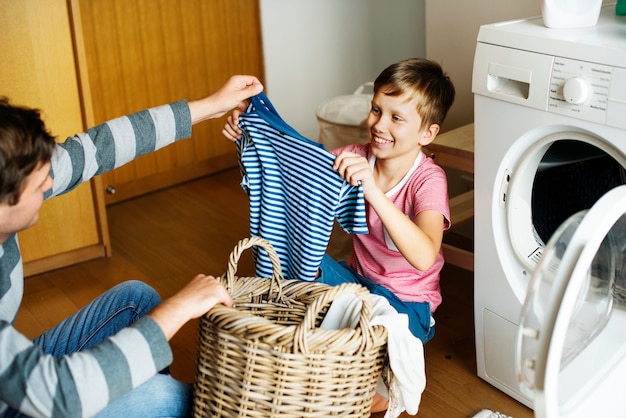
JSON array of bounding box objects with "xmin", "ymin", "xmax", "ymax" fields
[
  {"xmin": 237, "ymin": 93, "xmax": 368, "ymax": 281},
  {"xmin": 32, "ymin": 281, "xmax": 160, "ymax": 354},
  {"xmin": 94, "ymin": 375, "xmax": 191, "ymax": 418},
  {"xmin": 317, "ymin": 255, "xmax": 435, "ymax": 343}
]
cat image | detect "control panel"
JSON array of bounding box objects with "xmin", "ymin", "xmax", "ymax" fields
[{"xmin": 548, "ymin": 57, "xmax": 613, "ymax": 125}]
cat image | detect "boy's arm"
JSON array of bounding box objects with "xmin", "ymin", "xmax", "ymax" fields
[
  {"xmin": 366, "ymin": 189, "xmax": 444, "ymax": 271},
  {"xmin": 334, "ymin": 150, "xmax": 444, "ymax": 271}
]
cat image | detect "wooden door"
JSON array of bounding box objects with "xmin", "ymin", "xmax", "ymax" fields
[
  {"xmin": 72, "ymin": 0, "xmax": 265, "ymax": 204},
  {"xmin": 0, "ymin": 0, "xmax": 109, "ymax": 275}
]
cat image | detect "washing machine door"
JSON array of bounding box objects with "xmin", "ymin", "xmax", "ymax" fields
[{"xmin": 516, "ymin": 185, "xmax": 626, "ymax": 418}]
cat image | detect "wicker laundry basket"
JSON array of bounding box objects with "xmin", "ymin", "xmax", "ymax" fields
[{"xmin": 193, "ymin": 237, "xmax": 388, "ymax": 418}]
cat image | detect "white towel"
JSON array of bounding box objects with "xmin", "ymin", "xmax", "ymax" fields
[{"xmin": 320, "ymin": 292, "xmax": 426, "ymax": 417}]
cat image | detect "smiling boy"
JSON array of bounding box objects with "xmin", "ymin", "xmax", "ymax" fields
[
  {"xmin": 318, "ymin": 58, "xmax": 455, "ymax": 344},
  {"xmin": 319, "ymin": 58, "xmax": 455, "ymax": 414}
]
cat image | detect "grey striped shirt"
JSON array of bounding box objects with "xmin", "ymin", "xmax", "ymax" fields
[{"xmin": 0, "ymin": 101, "xmax": 191, "ymax": 417}]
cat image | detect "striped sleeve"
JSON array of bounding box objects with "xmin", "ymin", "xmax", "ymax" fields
[
  {"xmin": 0, "ymin": 317, "xmax": 170, "ymax": 418},
  {"xmin": 46, "ymin": 100, "xmax": 192, "ymax": 198},
  {"xmin": 336, "ymin": 182, "xmax": 368, "ymax": 234}
]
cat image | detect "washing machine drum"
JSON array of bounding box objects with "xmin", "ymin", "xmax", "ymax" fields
[
  {"xmin": 516, "ymin": 185, "xmax": 626, "ymax": 418},
  {"xmin": 531, "ymin": 140, "xmax": 626, "ymax": 246}
]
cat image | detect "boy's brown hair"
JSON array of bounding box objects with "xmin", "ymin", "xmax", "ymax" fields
[
  {"xmin": 0, "ymin": 97, "xmax": 56, "ymax": 205},
  {"xmin": 374, "ymin": 58, "xmax": 455, "ymax": 131}
]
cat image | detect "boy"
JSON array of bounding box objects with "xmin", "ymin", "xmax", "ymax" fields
[
  {"xmin": 316, "ymin": 58, "xmax": 454, "ymax": 414},
  {"xmin": 224, "ymin": 58, "xmax": 455, "ymax": 344},
  {"xmin": 224, "ymin": 58, "xmax": 454, "ymax": 414},
  {"xmin": 317, "ymin": 58, "xmax": 455, "ymax": 345}
]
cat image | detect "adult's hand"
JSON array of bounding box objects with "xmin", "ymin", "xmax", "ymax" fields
[
  {"xmin": 148, "ymin": 274, "xmax": 233, "ymax": 340},
  {"xmin": 189, "ymin": 75, "xmax": 263, "ymax": 123}
]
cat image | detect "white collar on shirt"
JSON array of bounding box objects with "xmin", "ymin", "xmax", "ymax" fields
[{"xmin": 368, "ymin": 151, "xmax": 424, "ymax": 197}]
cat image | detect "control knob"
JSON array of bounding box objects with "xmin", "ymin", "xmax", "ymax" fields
[{"xmin": 562, "ymin": 76, "xmax": 590, "ymax": 105}]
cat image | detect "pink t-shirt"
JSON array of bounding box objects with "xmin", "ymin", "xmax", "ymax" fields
[{"xmin": 334, "ymin": 143, "xmax": 451, "ymax": 311}]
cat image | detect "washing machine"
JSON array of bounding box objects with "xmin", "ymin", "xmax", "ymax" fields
[{"xmin": 473, "ymin": 4, "xmax": 626, "ymax": 416}]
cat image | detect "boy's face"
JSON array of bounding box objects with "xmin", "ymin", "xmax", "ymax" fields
[
  {"xmin": 366, "ymin": 91, "xmax": 437, "ymax": 161},
  {"xmin": 0, "ymin": 162, "xmax": 53, "ymax": 242}
]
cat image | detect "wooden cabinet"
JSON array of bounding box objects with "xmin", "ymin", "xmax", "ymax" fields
[
  {"xmin": 72, "ymin": 0, "xmax": 265, "ymax": 204},
  {"xmin": 1, "ymin": 0, "xmax": 264, "ymax": 274},
  {"xmin": 1, "ymin": 0, "xmax": 109, "ymax": 276}
]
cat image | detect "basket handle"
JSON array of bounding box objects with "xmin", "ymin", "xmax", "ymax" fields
[
  {"xmin": 223, "ymin": 236, "xmax": 284, "ymax": 299},
  {"xmin": 293, "ymin": 282, "xmax": 375, "ymax": 354}
]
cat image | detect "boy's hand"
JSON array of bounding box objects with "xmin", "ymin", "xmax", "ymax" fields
[
  {"xmin": 333, "ymin": 151, "xmax": 377, "ymax": 196},
  {"xmin": 222, "ymin": 109, "xmax": 244, "ymax": 141}
]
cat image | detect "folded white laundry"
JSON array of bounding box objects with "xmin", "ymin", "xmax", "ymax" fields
[{"xmin": 320, "ymin": 292, "xmax": 426, "ymax": 418}]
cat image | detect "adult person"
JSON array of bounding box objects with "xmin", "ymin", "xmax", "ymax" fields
[{"xmin": 0, "ymin": 75, "xmax": 263, "ymax": 417}]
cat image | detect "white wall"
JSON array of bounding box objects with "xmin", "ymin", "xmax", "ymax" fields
[
  {"xmin": 260, "ymin": 1, "xmax": 614, "ymax": 138},
  {"xmin": 425, "ymin": 1, "xmax": 542, "ymax": 132},
  {"xmin": 260, "ymin": 0, "xmax": 425, "ymax": 140},
  {"xmin": 425, "ymin": 0, "xmax": 614, "ymax": 132}
]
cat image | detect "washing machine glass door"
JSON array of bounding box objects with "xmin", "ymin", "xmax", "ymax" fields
[{"xmin": 516, "ymin": 185, "xmax": 626, "ymax": 418}]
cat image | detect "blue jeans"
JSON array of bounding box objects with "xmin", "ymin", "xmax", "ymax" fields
[
  {"xmin": 5, "ymin": 280, "xmax": 192, "ymax": 418},
  {"xmin": 317, "ymin": 255, "xmax": 435, "ymax": 343}
]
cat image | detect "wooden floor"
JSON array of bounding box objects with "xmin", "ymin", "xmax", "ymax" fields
[{"xmin": 14, "ymin": 168, "xmax": 533, "ymax": 418}]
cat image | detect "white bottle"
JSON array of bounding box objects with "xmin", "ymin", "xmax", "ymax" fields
[{"xmin": 540, "ymin": 0, "xmax": 602, "ymax": 28}]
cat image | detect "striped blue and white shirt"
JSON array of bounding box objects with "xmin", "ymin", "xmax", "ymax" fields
[{"xmin": 237, "ymin": 93, "xmax": 368, "ymax": 281}]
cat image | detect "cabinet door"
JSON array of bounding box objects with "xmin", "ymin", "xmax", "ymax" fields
[
  {"xmin": 73, "ymin": 0, "xmax": 265, "ymax": 204},
  {"xmin": 0, "ymin": 0, "xmax": 109, "ymax": 275}
]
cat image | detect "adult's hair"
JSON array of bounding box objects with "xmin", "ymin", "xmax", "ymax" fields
[
  {"xmin": 374, "ymin": 58, "xmax": 455, "ymax": 130},
  {"xmin": 0, "ymin": 97, "xmax": 56, "ymax": 205}
]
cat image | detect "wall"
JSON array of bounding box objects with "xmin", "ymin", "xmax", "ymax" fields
[
  {"xmin": 260, "ymin": 0, "xmax": 425, "ymax": 140},
  {"xmin": 425, "ymin": 1, "xmax": 542, "ymax": 132},
  {"xmin": 425, "ymin": 0, "xmax": 615, "ymax": 132},
  {"xmin": 260, "ymin": 1, "xmax": 614, "ymax": 137}
]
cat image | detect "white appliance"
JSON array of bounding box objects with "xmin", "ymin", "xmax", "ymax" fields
[{"xmin": 473, "ymin": 4, "xmax": 626, "ymax": 416}]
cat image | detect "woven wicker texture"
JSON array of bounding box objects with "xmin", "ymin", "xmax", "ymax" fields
[{"xmin": 193, "ymin": 237, "xmax": 388, "ymax": 417}]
